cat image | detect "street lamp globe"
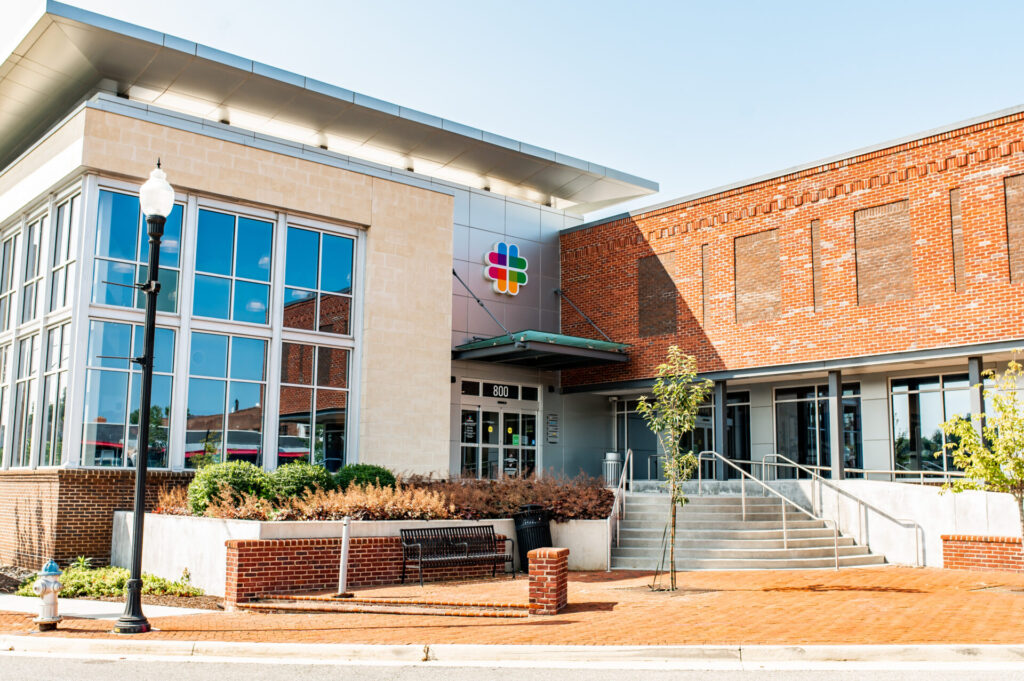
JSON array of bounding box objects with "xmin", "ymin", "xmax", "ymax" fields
[{"xmin": 139, "ymin": 162, "xmax": 174, "ymax": 218}]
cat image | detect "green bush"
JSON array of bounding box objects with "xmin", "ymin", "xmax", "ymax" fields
[
  {"xmin": 16, "ymin": 565, "xmax": 202, "ymax": 599},
  {"xmin": 333, "ymin": 463, "xmax": 396, "ymax": 491},
  {"xmin": 187, "ymin": 460, "xmax": 271, "ymax": 515},
  {"xmin": 269, "ymin": 462, "xmax": 333, "ymax": 499}
]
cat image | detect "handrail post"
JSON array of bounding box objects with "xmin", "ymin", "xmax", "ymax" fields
[
  {"xmin": 741, "ymin": 478, "xmax": 746, "ymax": 521},
  {"xmin": 781, "ymin": 495, "xmax": 787, "ymax": 549},
  {"xmin": 833, "ymin": 523, "xmax": 839, "ymax": 571}
]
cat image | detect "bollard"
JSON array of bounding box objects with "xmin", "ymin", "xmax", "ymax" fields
[
  {"xmin": 32, "ymin": 559, "xmax": 63, "ymax": 631},
  {"xmin": 334, "ymin": 516, "xmax": 353, "ymax": 598}
]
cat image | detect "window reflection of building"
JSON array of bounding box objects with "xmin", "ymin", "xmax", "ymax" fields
[
  {"xmin": 890, "ymin": 374, "xmax": 969, "ymax": 474},
  {"xmin": 774, "ymin": 384, "xmax": 862, "ymax": 479},
  {"xmin": 278, "ymin": 342, "xmax": 348, "ymax": 472}
]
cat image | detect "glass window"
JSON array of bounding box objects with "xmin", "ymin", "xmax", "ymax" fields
[
  {"xmin": 277, "ymin": 341, "xmax": 350, "ymax": 472},
  {"xmin": 41, "ymin": 323, "xmax": 70, "ymax": 466},
  {"xmin": 92, "ymin": 190, "xmax": 183, "ymax": 313},
  {"xmin": 193, "ymin": 209, "xmax": 273, "ymax": 324},
  {"xmin": 21, "ymin": 216, "xmax": 43, "ymax": 323},
  {"xmin": 0, "ymin": 346, "xmax": 9, "ymax": 467},
  {"xmin": 774, "ymin": 383, "xmax": 863, "ymax": 478},
  {"xmin": 11, "ymin": 335, "xmax": 39, "ymax": 467},
  {"xmin": 461, "ymin": 381, "xmax": 480, "ymax": 396},
  {"xmin": 81, "ymin": 321, "xmax": 175, "ymax": 468},
  {"xmin": 49, "ymin": 195, "xmax": 79, "ymax": 312},
  {"xmin": 891, "ymin": 374, "xmax": 971, "ymax": 475},
  {"xmin": 186, "ymin": 332, "xmax": 267, "ymax": 468},
  {"xmin": 0, "ymin": 236, "xmax": 16, "ymax": 332},
  {"xmin": 283, "ymin": 226, "xmax": 354, "ymax": 335}
]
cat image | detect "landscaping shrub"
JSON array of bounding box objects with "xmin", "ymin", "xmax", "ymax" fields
[
  {"xmin": 155, "ymin": 485, "xmax": 190, "ymax": 515},
  {"xmin": 333, "ymin": 463, "xmax": 396, "ymax": 491},
  {"xmin": 187, "ymin": 460, "xmax": 271, "ymax": 515},
  {"xmin": 16, "ymin": 564, "xmax": 202, "ymax": 599},
  {"xmin": 269, "ymin": 462, "xmax": 334, "ymax": 500},
  {"xmin": 406, "ymin": 474, "xmax": 613, "ymax": 522},
  {"xmin": 278, "ymin": 483, "xmax": 452, "ymax": 521}
]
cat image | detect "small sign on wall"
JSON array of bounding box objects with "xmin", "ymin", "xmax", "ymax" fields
[
  {"xmin": 546, "ymin": 413, "xmax": 559, "ymax": 444},
  {"xmin": 483, "ymin": 242, "xmax": 528, "ymax": 295}
]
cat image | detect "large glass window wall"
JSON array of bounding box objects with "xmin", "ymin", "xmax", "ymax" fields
[
  {"xmin": 92, "ymin": 189, "xmax": 183, "ymax": 313},
  {"xmin": 10, "ymin": 335, "xmax": 39, "ymax": 467},
  {"xmin": 278, "ymin": 342, "xmax": 349, "ymax": 472},
  {"xmin": 81, "ymin": 321, "xmax": 175, "ymax": 468},
  {"xmin": 283, "ymin": 226, "xmax": 354, "ymax": 335},
  {"xmin": 186, "ymin": 332, "xmax": 267, "ymax": 468},
  {"xmin": 49, "ymin": 195, "xmax": 79, "ymax": 312},
  {"xmin": 193, "ymin": 209, "xmax": 273, "ymax": 324},
  {"xmin": 890, "ymin": 374, "xmax": 970, "ymax": 474},
  {"xmin": 40, "ymin": 323, "xmax": 70, "ymax": 466}
]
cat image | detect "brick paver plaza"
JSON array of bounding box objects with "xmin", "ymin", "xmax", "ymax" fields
[{"xmin": 1, "ymin": 567, "xmax": 1022, "ymax": 645}]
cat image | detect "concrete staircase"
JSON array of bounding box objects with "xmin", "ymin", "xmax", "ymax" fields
[{"xmin": 611, "ymin": 493, "xmax": 886, "ymax": 570}]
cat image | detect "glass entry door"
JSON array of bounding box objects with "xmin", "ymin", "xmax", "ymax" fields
[{"xmin": 461, "ymin": 408, "xmax": 537, "ymax": 479}]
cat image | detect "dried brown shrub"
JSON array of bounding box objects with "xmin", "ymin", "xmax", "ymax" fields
[
  {"xmin": 403, "ymin": 473, "xmax": 613, "ymax": 522},
  {"xmin": 278, "ymin": 483, "xmax": 453, "ymax": 521},
  {"xmin": 155, "ymin": 485, "xmax": 190, "ymax": 516},
  {"xmin": 203, "ymin": 484, "xmax": 275, "ymax": 520}
]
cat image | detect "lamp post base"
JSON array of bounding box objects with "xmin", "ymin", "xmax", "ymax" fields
[{"xmin": 114, "ymin": 579, "xmax": 150, "ymax": 634}]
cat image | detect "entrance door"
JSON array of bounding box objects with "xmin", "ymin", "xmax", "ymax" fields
[{"xmin": 460, "ymin": 407, "xmax": 537, "ymax": 479}]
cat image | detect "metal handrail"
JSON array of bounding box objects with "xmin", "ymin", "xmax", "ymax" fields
[
  {"xmin": 696, "ymin": 450, "xmax": 840, "ymax": 570},
  {"xmin": 760, "ymin": 454, "xmax": 923, "ymax": 567},
  {"xmin": 844, "ymin": 466, "xmax": 965, "ymax": 485},
  {"xmin": 606, "ymin": 448, "xmax": 633, "ymax": 572}
]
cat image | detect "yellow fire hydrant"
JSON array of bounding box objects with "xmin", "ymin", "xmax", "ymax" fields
[{"xmin": 32, "ymin": 559, "xmax": 63, "ymax": 631}]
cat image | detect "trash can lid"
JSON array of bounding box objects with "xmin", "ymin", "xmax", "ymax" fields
[{"xmin": 518, "ymin": 504, "xmax": 545, "ymax": 511}]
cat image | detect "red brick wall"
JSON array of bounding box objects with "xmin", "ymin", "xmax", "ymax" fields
[
  {"xmin": 528, "ymin": 547, "xmax": 569, "ymax": 615},
  {"xmin": 942, "ymin": 535, "xmax": 1024, "ymax": 572},
  {"xmin": 0, "ymin": 469, "xmax": 192, "ymax": 569},
  {"xmin": 560, "ymin": 111, "xmax": 1024, "ymax": 387},
  {"xmin": 224, "ymin": 535, "xmax": 511, "ymax": 605}
]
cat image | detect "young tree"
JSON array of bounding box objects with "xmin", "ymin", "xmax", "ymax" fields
[
  {"xmin": 635, "ymin": 345, "xmax": 713, "ymax": 590},
  {"xmin": 940, "ymin": 358, "xmax": 1024, "ymax": 531}
]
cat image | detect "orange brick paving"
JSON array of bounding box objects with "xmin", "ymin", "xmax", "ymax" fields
[{"xmin": 2, "ymin": 567, "xmax": 1024, "ymax": 645}]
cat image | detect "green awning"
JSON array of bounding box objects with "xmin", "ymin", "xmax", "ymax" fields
[{"xmin": 453, "ymin": 330, "xmax": 629, "ymax": 369}]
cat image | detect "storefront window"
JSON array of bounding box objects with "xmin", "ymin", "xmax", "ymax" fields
[
  {"xmin": 0, "ymin": 236, "xmax": 17, "ymax": 332},
  {"xmin": 283, "ymin": 226, "xmax": 354, "ymax": 335},
  {"xmin": 92, "ymin": 190, "xmax": 182, "ymax": 313},
  {"xmin": 774, "ymin": 383, "xmax": 862, "ymax": 478},
  {"xmin": 186, "ymin": 332, "xmax": 266, "ymax": 468},
  {"xmin": 81, "ymin": 321, "xmax": 174, "ymax": 468},
  {"xmin": 277, "ymin": 342, "xmax": 348, "ymax": 472},
  {"xmin": 891, "ymin": 374, "xmax": 970, "ymax": 474},
  {"xmin": 0, "ymin": 346, "xmax": 8, "ymax": 467},
  {"xmin": 193, "ymin": 209, "xmax": 273, "ymax": 324},
  {"xmin": 20, "ymin": 215, "xmax": 42, "ymax": 324}
]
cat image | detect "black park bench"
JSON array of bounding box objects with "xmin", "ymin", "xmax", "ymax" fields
[{"xmin": 399, "ymin": 526, "xmax": 514, "ymax": 587}]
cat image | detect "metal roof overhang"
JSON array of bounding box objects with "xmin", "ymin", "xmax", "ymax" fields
[
  {"xmin": 453, "ymin": 330, "xmax": 630, "ymax": 370},
  {"xmin": 0, "ymin": 2, "xmax": 658, "ymax": 213}
]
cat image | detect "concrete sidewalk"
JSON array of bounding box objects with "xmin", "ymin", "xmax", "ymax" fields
[{"xmin": 0, "ymin": 594, "xmax": 208, "ymax": 619}]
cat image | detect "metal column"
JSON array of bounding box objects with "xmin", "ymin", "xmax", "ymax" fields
[
  {"xmin": 713, "ymin": 380, "xmax": 727, "ymax": 480},
  {"xmin": 968, "ymin": 356, "xmax": 985, "ymax": 440},
  {"xmin": 828, "ymin": 370, "xmax": 844, "ymax": 480}
]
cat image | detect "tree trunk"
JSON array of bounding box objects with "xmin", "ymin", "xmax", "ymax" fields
[{"xmin": 669, "ymin": 479, "xmax": 677, "ymax": 590}]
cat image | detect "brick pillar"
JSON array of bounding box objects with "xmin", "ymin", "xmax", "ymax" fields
[{"xmin": 528, "ymin": 547, "xmax": 569, "ymax": 615}]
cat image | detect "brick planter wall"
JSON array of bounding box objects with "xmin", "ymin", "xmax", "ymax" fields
[
  {"xmin": 942, "ymin": 535, "xmax": 1024, "ymax": 572},
  {"xmin": 528, "ymin": 547, "xmax": 569, "ymax": 615},
  {"xmin": 224, "ymin": 535, "xmax": 511, "ymax": 606},
  {"xmin": 0, "ymin": 469, "xmax": 193, "ymax": 568}
]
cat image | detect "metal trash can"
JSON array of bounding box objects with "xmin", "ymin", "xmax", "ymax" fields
[
  {"xmin": 603, "ymin": 451, "xmax": 622, "ymax": 486},
  {"xmin": 513, "ymin": 503, "xmax": 552, "ymax": 572}
]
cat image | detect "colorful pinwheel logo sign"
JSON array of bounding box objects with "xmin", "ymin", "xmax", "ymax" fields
[{"xmin": 483, "ymin": 242, "xmax": 528, "ymax": 295}]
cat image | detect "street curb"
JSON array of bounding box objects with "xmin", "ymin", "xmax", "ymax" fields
[{"xmin": 3, "ymin": 635, "xmax": 1024, "ymax": 665}]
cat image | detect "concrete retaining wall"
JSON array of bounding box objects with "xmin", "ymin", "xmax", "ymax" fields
[{"xmin": 113, "ymin": 513, "xmax": 607, "ymax": 596}]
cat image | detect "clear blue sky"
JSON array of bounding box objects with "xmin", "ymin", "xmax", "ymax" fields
[{"xmin": 12, "ymin": 1, "xmax": 1024, "ymax": 221}]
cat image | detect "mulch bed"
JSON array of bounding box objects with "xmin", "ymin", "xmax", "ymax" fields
[
  {"xmin": 0, "ymin": 565, "xmax": 34, "ymax": 594},
  {"xmin": 93, "ymin": 594, "xmax": 223, "ymax": 610}
]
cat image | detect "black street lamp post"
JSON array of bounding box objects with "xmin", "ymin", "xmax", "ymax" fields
[{"xmin": 114, "ymin": 162, "xmax": 174, "ymax": 635}]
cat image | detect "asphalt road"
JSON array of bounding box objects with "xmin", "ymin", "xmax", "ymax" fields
[{"xmin": 5, "ymin": 656, "xmax": 1024, "ymax": 681}]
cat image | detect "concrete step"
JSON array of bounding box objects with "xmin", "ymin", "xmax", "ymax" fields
[
  {"xmin": 621, "ymin": 510, "xmax": 809, "ymax": 522},
  {"xmin": 610, "ymin": 553, "xmax": 887, "ymax": 570},
  {"xmin": 613, "ymin": 536, "xmax": 855, "ymax": 550},
  {"xmin": 620, "ymin": 519, "xmax": 827, "ymax": 531},
  {"xmin": 611, "ymin": 545, "xmax": 871, "ymax": 560},
  {"xmin": 617, "ymin": 526, "xmax": 842, "ymax": 542}
]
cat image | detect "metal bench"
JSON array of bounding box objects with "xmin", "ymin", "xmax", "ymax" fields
[{"xmin": 400, "ymin": 526, "xmax": 514, "ymax": 587}]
